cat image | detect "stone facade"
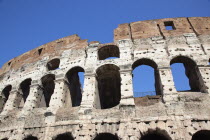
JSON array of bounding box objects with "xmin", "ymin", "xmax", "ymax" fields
[{"xmin": 0, "ymin": 17, "xmax": 210, "ymax": 140}]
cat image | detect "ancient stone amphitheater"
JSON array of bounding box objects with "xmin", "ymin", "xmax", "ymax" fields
[{"xmin": 0, "ymin": 17, "xmax": 210, "ymax": 140}]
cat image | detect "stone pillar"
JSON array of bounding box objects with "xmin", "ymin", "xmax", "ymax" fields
[
  {"xmin": 119, "ymin": 69, "xmax": 135, "ymax": 107},
  {"xmin": 22, "ymin": 81, "xmax": 43, "ymax": 111},
  {"xmin": 197, "ymin": 66, "xmax": 210, "ymax": 93},
  {"xmin": 79, "ymin": 73, "xmax": 99, "ymax": 114},
  {"xmin": 1, "ymin": 89, "xmax": 22, "ymax": 114},
  {"xmin": 48, "ymin": 78, "xmax": 67, "ymax": 112},
  {"xmin": 158, "ymin": 67, "xmax": 177, "ymax": 104}
]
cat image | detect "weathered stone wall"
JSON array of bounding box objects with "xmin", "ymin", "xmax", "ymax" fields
[{"xmin": 0, "ymin": 17, "xmax": 210, "ymax": 140}]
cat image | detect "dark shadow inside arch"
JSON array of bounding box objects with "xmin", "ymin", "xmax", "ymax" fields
[
  {"xmin": 132, "ymin": 59, "xmax": 162, "ymax": 97},
  {"xmin": 41, "ymin": 74, "xmax": 55, "ymax": 107},
  {"xmin": 98, "ymin": 45, "xmax": 120, "ymax": 60},
  {"xmin": 2, "ymin": 85, "xmax": 12, "ymax": 105},
  {"xmin": 23, "ymin": 136, "xmax": 38, "ymax": 140},
  {"xmin": 93, "ymin": 133, "xmax": 119, "ymax": 140},
  {"xmin": 96, "ymin": 64, "xmax": 121, "ymax": 109},
  {"xmin": 192, "ymin": 130, "xmax": 210, "ymax": 140},
  {"xmin": 54, "ymin": 133, "xmax": 74, "ymax": 140},
  {"xmin": 66, "ymin": 67, "xmax": 84, "ymax": 107},
  {"xmin": 170, "ymin": 56, "xmax": 203, "ymax": 92},
  {"xmin": 1, "ymin": 138, "xmax": 8, "ymax": 140},
  {"xmin": 140, "ymin": 129, "xmax": 172, "ymax": 140},
  {"xmin": 20, "ymin": 78, "xmax": 32, "ymax": 102},
  {"xmin": 47, "ymin": 58, "xmax": 60, "ymax": 71}
]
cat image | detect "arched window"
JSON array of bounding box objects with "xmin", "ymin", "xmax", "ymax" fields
[
  {"xmin": 2, "ymin": 85, "xmax": 12, "ymax": 105},
  {"xmin": 93, "ymin": 133, "xmax": 119, "ymax": 140},
  {"xmin": 170, "ymin": 56, "xmax": 202, "ymax": 92},
  {"xmin": 98, "ymin": 45, "xmax": 119, "ymax": 60},
  {"xmin": 41, "ymin": 74, "xmax": 55, "ymax": 107},
  {"xmin": 65, "ymin": 67, "xmax": 84, "ymax": 107},
  {"xmin": 132, "ymin": 59, "xmax": 162, "ymax": 97},
  {"xmin": 54, "ymin": 133, "xmax": 74, "ymax": 140},
  {"xmin": 23, "ymin": 136, "xmax": 38, "ymax": 140},
  {"xmin": 96, "ymin": 64, "xmax": 121, "ymax": 109},
  {"xmin": 19, "ymin": 78, "xmax": 32, "ymax": 107},
  {"xmin": 47, "ymin": 58, "xmax": 60, "ymax": 71},
  {"xmin": 192, "ymin": 130, "xmax": 210, "ymax": 140},
  {"xmin": 140, "ymin": 129, "xmax": 172, "ymax": 140}
]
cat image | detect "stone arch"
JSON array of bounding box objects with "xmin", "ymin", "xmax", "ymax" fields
[
  {"xmin": 1, "ymin": 85, "xmax": 12, "ymax": 110},
  {"xmin": 140, "ymin": 128, "xmax": 172, "ymax": 140},
  {"xmin": 132, "ymin": 58, "xmax": 162, "ymax": 96},
  {"xmin": 19, "ymin": 78, "xmax": 32, "ymax": 107},
  {"xmin": 65, "ymin": 66, "xmax": 85, "ymax": 107},
  {"xmin": 53, "ymin": 132, "xmax": 74, "ymax": 140},
  {"xmin": 170, "ymin": 55, "xmax": 204, "ymax": 92},
  {"xmin": 23, "ymin": 135, "xmax": 38, "ymax": 140},
  {"xmin": 98, "ymin": 44, "xmax": 120, "ymax": 60},
  {"xmin": 46, "ymin": 58, "xmax": 60, "ymax": 71},
  {"xmin": 192, "ymin": 130, "xmax": 210, "ymax": 140},
  {"xmin": 96, "ymin": 64, "xmax": 121, "ymax": 109},
  {"xmin": 41, "ymin": 74, "xmax": 55, "ymax": 107},
  {"xmin": 93, "ymin": 133, "xmax": 119, "ymax": 140}
]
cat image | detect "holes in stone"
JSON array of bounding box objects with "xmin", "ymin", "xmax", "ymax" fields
[
  {"xmin": 132, "ymin": 59, "xmax": 162, "ymax": 97},
  {"xmin": 192, "ymin": 130, "xmax": 210, "ymax": 140},
  {"xmin": 66, "ymin": 67, "xmax": 84, "ymax": 107},
  {"xmin": 93, "ymin": 133, "xmax": 119, "ymax": 140},
  {"xmin": 47, "ymin": 58, "xmax": 60, "ymax": 71},
  {"xmin": 98, "ymin": 45, "xmax": 120, "ymax": 60},
  {"xmin": 41, "ymin": 74, "xmax": 55, "ymax": 107},
  {"xmin": 164, "ymin": 21, "xmax": 176, "ymax": 30},
  {"xmin": 170, "ymin": 56, "xmax": 203, "ymax": 92},
  {"xmin": 38, "ymin": 48, "xmax": 43, "ymax": 56},
  {"xmin": 96, "ymin": 64, "xmax": 121, "ymax": 109},
  {"xmin": 8, "ymin": 62, "xmax": 11, "ymax": 66}
]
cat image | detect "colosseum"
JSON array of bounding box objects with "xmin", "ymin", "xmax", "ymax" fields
[{"xmin": 0, "ymin": 17, "xmax": 210, "ymax": 140}]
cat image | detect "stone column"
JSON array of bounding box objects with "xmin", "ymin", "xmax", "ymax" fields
[
  {"xmin": 79, "ymin": 73, "xmax": 99, "ymax": 114},
  {"xmin": 158, "ymin": 67, "xmax": 177, "ymax": 104},
  {"xmin": 48, "ymin": 78, "xmax": 67, "ymax": 112},
  {"xmin": 119, "ymin": 69, "xmax": 135, "ymax": 107},
  {"xmin": 1, "ymin": 89, "xmax": 22, "ymax": 114},
  {"xmin": 197, "ymin": 66, "xmax": 210, "ymax": 94},
  {"xmin": 22, "ymin": 81, "xmax": 43, "ymax": 111}
]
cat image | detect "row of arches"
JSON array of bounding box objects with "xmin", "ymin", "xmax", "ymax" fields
[
  {"xmin": 1, "ymin": 56, "xmax": 206, "ymax": 110},
  {"xmin": 5, "ymin": 129, "xmax": 210, "ymax": 140}
]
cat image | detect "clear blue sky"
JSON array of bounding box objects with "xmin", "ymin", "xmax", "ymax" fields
[{"xmin": 0, "ymin": 0, "xmax": 210, "ymax": 95}]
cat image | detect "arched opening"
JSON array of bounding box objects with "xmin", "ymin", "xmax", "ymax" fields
[
  {"xmin": 65, "ymin": 67, "xmax": 84, "ymax": 107},
  {"xmin": 192, "ymin": 130, "xmax": 210, "ymax": 140},
  {"xmin": 1, "ymin": 138, "xmax": 8, "ymax": 140},
  {"xmin": 54, "ymin": 133, "xmax": 74, "ymax": 140},
  {"xmin": 140, "ymin": 129, "xmax": 172, "ymax": 140},
  {"xmin": 170, "ymin": 56, "xmax": 202, "ymax": 92},
  {"xmin": 2, "ymin": 85, "xmax": 12, "ymax": 105},
  {"xmin": 132, "ymin": 59, "xmax": 162, "ymax": 97},
  {"xmin": 41, "ymin": 74, "xmax": 55, "ymax": 107},
  {"xmin": 96, "ymin": 64, "xmax": 121, "ymax": 109},
  {"xmin": 47, "ymin": 58, "xmax": 60, "ymax": 71},
  {"xmin": 98, "ymin": 45, "xmax": 120, "ymax": 60},
  {"xmin": 93, "ymin": 133, "xmax": 119, "ymax": 140},
  {"xmin": 23, "ymin": 136, "xmax": 38, "ymax": 140},
  {"xmin": 19, "ymin": 78, "xmax": 32, "ymax": 107}
]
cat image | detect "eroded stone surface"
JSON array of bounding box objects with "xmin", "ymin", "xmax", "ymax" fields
[{"xmin": 0, "ymin": 17, "xmax": 210, "ymax": 140}]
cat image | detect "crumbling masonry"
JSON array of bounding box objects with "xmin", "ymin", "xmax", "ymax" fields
[{"xmin": 0, "ymin": 17, "xmax": 210, "ymax": 140}]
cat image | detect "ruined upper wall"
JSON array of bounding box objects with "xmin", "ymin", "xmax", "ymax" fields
[
  {"xmin": 1, "ymin": 17, "xmax": 210, "ymax": 76},
  {"xmin": 114, "ymin": 17, "xmax": 210, "ymax": 40},
  {"xmin": 0, "ymin": 35, "xmax": 88, "ymax": 75}
]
